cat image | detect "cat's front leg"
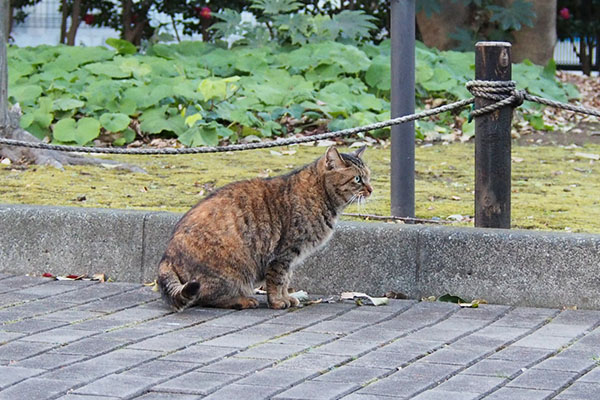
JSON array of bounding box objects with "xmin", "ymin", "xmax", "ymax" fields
[{"xmin": 266, "ymin": 261, "xmax": 300, "ymax": 309}]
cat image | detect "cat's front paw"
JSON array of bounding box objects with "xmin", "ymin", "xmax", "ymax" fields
[{"xmin": 268, "ymin": 295, "xmax": 300, "ymax": 309}]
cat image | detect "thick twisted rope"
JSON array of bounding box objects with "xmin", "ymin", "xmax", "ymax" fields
[{"xmin": 467, "ymin": 80, "xmax": 600, "ymax": 119}]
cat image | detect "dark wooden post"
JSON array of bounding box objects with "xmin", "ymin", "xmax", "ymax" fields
[
  {"xmin": 474, "ymin": 41, "xmax": 513, "ymax": 229},
  {"xmin": 390, "ymin": 0, "xmax": 415, "ymax": 218}
]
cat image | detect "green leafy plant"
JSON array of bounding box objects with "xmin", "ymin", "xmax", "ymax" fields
[{"xmin": 7, "ymin": 37, "xmax": 578, "ymax": 147}]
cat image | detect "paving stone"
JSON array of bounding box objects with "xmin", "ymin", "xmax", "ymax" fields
[
  {"xmin": 533, "ymin": 353, "xmax": 597, "ymax": 372},
  {"xmin": 0, "ymin": 377, "xmax": 74, "ymax": 400},
  {"xmin": 16, "ymin": 282, "xmax": 87, "ymax": 297},
  {"xmin": 506, "ymin": 368, "xmax": 578, "ymax": 391},
  {"xmin": 314, "ymin": 365, "xmax": 391, "ymax": 384},
  {"xmin": 55, "ymin": 395, "xmax": 120, "ymax": 400},
  {"xmin": 358, "ymin": 362, "xmax": 460, "ymax": 398},
  {"xmin": 14, "ymin": 352, "xmax": 86, "ymax": 370},
  {"xmin": 402, "ymin": 326, "xmax": 469, "ymax": 343},
  {"xmin": 127, "ymin": 332, "xmax": 200, "ymax": 351},
  {"xmin": 475, "ymin": 326, "xmax": 530, "ymax": 341},
  {"xmin": 0, "ymin": 340, "xmax": 56, "ymax": 362},
  {"xmin": 342, "ymin": 326, "xmax": 401, "ymax": 343},
  {"xmin": 332, "ymin": 310, "xmax": 391, "ymax": 324},
  {"xmin": 304, "ymin": 319, "xmax": 370, "ymax": 334},
  {"xmin": 410, "ymin": 389, "xmax": 480, "ymax": 400},
  {"xmin": 578, "ymin": 366, "xmax": 600, "ymax": 382},
  {"xmin": 340, "ymin": 394, "xmax": 402, "ymax": 399},
  {"xmin": 534, "ymin": 323, "xmax": 589, "ymax": 338},
  {"xmin": 275, "ymin": 352, "xmax": 351, "ymax": 371},
  {"xmin": 273, "ymin": 380, "xmax": 360, "ymax": 400},
  {"xmin": 512, "ymin": 334, "xmax": 574, "ymax": 350},
  {"xmin": 68, "ymin": 317, "xmax": 130, "ymax": 332},
  {"xmin": 200, "ymin": 332, "xmax": 272, "ymax": 348},
  {"xmin": 554, "ymin": 382, "xmax": 600, "ymax": 400},
  {"xmin": 203, "ymin": 313, "xmax": 273, "ymax": 328},
  {"xmin": 176, "ymin": 324, "xmax": 236, "ymax": 340},
  {"xmin": 50, "ymin": 336, "xmax": 125, "ymax": 356},
  {"xmin": 0, "ymin": 365, "xmax": 44, "ymax": 389},
  {"xmin": 20, "ymin": 326, "xmax": 97, "ymax": 344},
  {"xmin": 199, "ymin": 357, "xmax": 274, "ymax": 375},
  {"xmin": 377, "ymin": 338, "xmax": 442, "ymax": 355},
  {"xmin": 121, "ymin": 359, "xmax": 197, "ymax": 378},
  {"xmin": 0, "ymin": 331, "xmax": 24, "ymax": 344},
  {"xmin": 58, "ymin": 284, "xmax": 137, "ymax": 304},
  {"xmin": 488, "ymin": 346, "xmax": 554, "ymax": 364},
  {"xmin": 98, "ymin": 326, "xmax": 166, "ymax": 343},
  {"xmin": 491, "ymin": 307, "xmax": 559, "ymax": 328},
  {"xmin": 434, "ymin": 373, "xmax": 506, "ymax": 394},
  {"xmin": 1, "ymin": 318, "xmax": 67, "ymax": 334},
  {"xmin": 236, "ymin": 367, "xmax": 317, "ymax": 389},
  {"xmin": 161, "ymin": 344, "xmax": 238, "ymax": 364},
  {"xmin": 235, "ymin": 342, "xmax": 307, "ymax": 360},
  {"xmin": 41, "ymin": 362, "xmax": 126, "ymax": 385},
  {"xmin": 483, "ymin": 387, "xmax": 554, "ymax": 400},
  {"xmin": 552, "ymin": 309, "xmax": 600, "ymax": 326},
  {"xmin": 450, "ymin": 334, "xmax": 507, "ymax": 350},
  {"xmin": 73, "ymin": 373, "xmax": 162, "ymax": 397},
  {"xmin": 133, "ymin": 393, "xmax": 198, "ymax": 400},
  {"xmin": 347, "ymin": 348, "xmax": 423, "ymax": 369},
  {"xmin": 153, "ymin": 371, "xmax": 238, "ymax": 395},
  {"xmin": 421, "ymin": 346, "xmax": 488, "ymax": 366},
  {"xmin": 203, "ymin": 383, "xmax": 282, "ymax": 400},
  {"xmin": 452, "ymin": 304, "xmax": 511, "ymax": 320},
  {"xmin": 310, "ymin": 339, "xmax": 378, "ymax": 357},
  {"xmin": 41, "ymin": 309, "xmax": 103, "ymax": 323},
  {"xmin": 461, "ymin": 359, "xmax": 526, "ymax": 378},
  {"xmin": 269, "ymin": 331, "xmax": 338, "ymax": 346}
]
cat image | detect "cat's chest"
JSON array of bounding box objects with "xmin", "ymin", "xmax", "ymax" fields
[{"xmin": 288, "ymin": 219, "xmax": 336, "ymax": 268}]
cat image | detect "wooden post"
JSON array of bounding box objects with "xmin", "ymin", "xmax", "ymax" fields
[
  {"xmin": 474, "ymin": 42, "xmax": 513, "ymax": 229},
  {"xmin": 390, "ymin": 0, "xmax": 415, "ymax": 218}
]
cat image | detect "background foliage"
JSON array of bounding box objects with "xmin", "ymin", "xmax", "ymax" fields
[
  {"xmin": 7, "ymin": 36, "xmax": 578, "ymax": 147},
  {"xmin": 556, "ymin": 0, "xmax": 600, "ymax": 75}
]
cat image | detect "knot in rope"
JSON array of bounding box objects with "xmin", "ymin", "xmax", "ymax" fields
[{"xmin": 466, "ymin": 80, "xmax": 525, "ymax": 119}]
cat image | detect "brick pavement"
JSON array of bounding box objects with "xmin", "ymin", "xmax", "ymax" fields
[{"xmin": 0, "ymin": 273, "xmax": 599, "ymax": 399}]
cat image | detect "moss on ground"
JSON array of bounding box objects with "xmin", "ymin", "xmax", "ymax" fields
[{"xmin": 1, "ymin": 143, "xmax": 599, "ymax": 233}]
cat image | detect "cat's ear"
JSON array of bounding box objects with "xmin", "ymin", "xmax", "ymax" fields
[
  {"xmin": 325, "ymin": 146, "xmax": 346, "ymax": 170},
  {"xmin": 352, "ymin": 145, "xmax": 366, "ymax": 159}
]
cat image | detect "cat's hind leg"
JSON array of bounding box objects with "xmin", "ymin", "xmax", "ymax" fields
[{"xmin": 266, "ymin": 262, "xmax": 300, "ymax": 309}]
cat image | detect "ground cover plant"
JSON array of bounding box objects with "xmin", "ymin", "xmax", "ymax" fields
[
  {"xmin": 1, "ymin": 142, "xmax": 599, "ymax": 233},
  {"xmin": 7, "ymin": 39, "xmax": 579, "ymax": 149}
]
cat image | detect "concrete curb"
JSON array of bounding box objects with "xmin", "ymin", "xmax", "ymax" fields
[{"xmin": 1, "ymin": 204, "xmax": 599, "ymax": 309}]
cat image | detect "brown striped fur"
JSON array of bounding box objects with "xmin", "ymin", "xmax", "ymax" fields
[{"xmin": 157, "ymin": 146, "xmax": 372, "ymax": 311}]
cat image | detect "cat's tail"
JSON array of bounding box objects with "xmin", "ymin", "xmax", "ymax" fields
[{"xmin": 157, "ymin": 260, "xmax": 201, "ymax": 312}]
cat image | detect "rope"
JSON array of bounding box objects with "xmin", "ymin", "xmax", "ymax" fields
[
  {"xmin": 1, "ymin": 80, "xmax": 599, "ymax": 154},
  {"xmin": 466, "ymin": 80, "xmax": 600, "ymax": 119}
]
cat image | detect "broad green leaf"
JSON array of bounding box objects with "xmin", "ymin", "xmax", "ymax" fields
[
  {"xmin": 185, "ymin": 113, "xmax": 203, "ymax": 127},
  {"xmin": 52, "ymin": 98, "xmax": 85, "ymax": 111},
  {"xmin": 52, "ymin": 118, "xmax": 77, "ymax": 142},
  {"xmin": 9, "ymin": 84, "xmax": 43, "ymax": 105},
  {"xmin": 100, "ymin": 113, "xmax": 131, "ymax": 132},
  {"xmin": 75, "ymin": 118, "xmax": 101, "ymax": 145},
  {"xmin": 106, "ymin": 38, "xmax": 137, "ymax": 55},
  {"xmin": 365, "ymin": 55, "xmax": 391, "ymax": 91}
]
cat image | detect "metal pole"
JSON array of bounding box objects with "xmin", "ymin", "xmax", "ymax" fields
[
  {"xmin": 390, "ymin": 0, "xmax": 415, "ymax": 218},
  {"xmin": 0, "ymin": 0, "xmax": 9, "ymax": 128},
  {"xmin": 474, "ymin": 41, "xmax": 512, "ymax": 229}
]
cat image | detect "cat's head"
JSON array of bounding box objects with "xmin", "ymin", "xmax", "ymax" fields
[{"xmin": 318, "ymin": 146, "xmax": 373, "ymax": 208}]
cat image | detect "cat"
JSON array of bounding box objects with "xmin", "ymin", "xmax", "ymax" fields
[{"xmin": 157, "ymin": 146, "xmax": 372, "ymax": 311}]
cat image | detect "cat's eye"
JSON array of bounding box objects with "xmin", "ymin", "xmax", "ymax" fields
[{"xmin": 354, "ymin": 176, "xmax": 362, "ymax": 183}]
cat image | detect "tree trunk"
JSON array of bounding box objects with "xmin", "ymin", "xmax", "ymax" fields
[
  {"xmin": 65, "ymin": 0, "xmax": 84, "ymax": 46},
  {"xmin": 416, "ymin": 2, "xmax": 470, "ymax": 50},
  {"xmin": 60, "ymin": 0, "xmax": 68, "ymax": 44},
  {"xmin": 509, "ymin": 0, "xmax": 557, "ymax": 65}
]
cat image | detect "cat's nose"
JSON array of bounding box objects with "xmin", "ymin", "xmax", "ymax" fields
[{"xmin": 364, "ymin": 184, "xmax": 373, "ymax": 196}]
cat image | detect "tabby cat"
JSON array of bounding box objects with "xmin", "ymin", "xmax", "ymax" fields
[{"xmin": 157, "ymin": 146, "xmax": 372, "ymax": 311}]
